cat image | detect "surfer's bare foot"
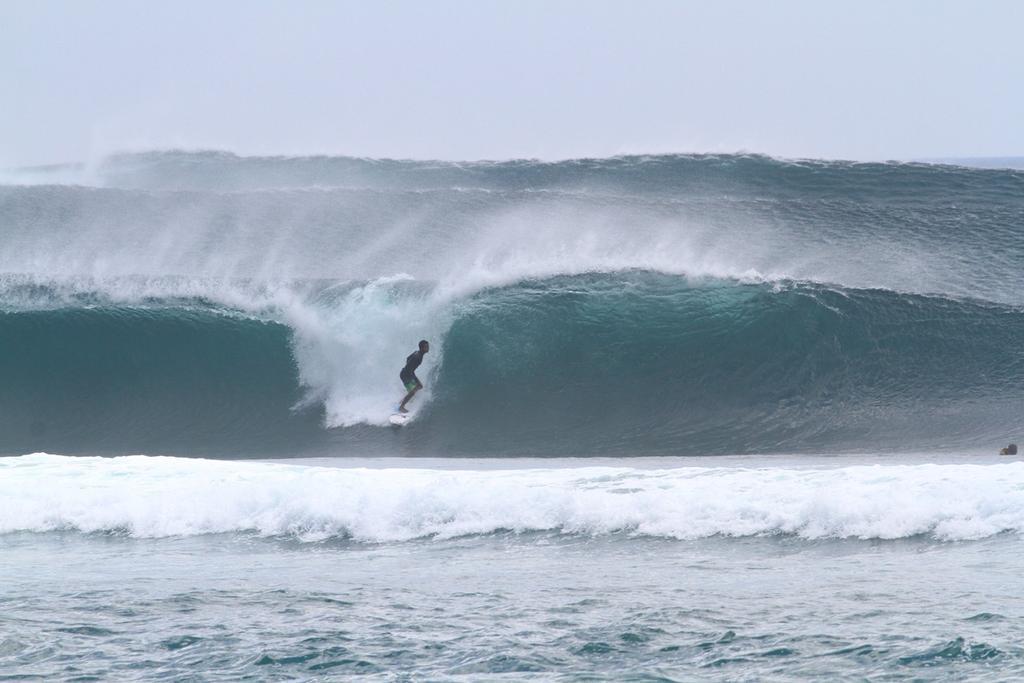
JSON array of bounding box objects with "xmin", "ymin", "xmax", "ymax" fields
[{"xmin": 399, "ymin": 406, "xmax": 409, "ymax": 413}]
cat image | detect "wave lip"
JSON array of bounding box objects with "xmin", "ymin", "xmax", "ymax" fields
[
  {"xmin": 4, "ymin": 454, "xmax": 1024, "ymax": 543},
  {"xmin": 3, "ymin": 149, "xmax": 1022, "ymax": 307}
]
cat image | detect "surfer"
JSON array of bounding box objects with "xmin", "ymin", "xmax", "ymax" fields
[{"xmin": 398, "ymin": 340, "xmax": 429, "ymax": 413}]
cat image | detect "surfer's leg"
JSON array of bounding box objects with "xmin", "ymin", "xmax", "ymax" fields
[{"xmin": 399, "ymin": 385, "xmax": 420, "ymax": 412}]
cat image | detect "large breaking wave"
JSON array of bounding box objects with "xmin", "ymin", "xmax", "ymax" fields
[{"xmin": 1, "ymin": 151, "xmax": 1022, "ymax": 457}]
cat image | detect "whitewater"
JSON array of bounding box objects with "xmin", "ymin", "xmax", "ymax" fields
[
  {"xmin": 5, "ymin": 453, "xmax": 1024, "ymax": 542},
  {"xmin": 2, "ymin": 151, "xmax": 1023, "ymax": 680}
]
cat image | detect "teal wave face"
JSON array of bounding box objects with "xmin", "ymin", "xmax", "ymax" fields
[
  {"xmin": 431, "ymin": 275, "xmax": 1024, "ymax": 455},
  {"xmin": 1, "ymin": 274, "xmax": 1021, "ymax": 457},
  {"xmin": 0, "ymin": 307, "xmax": 318, "ymax": 455}
]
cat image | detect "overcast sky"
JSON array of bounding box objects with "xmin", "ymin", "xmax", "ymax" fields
[{"xmin": 3, "ymin": 0, "xmax": 1023, "ymax": 166}]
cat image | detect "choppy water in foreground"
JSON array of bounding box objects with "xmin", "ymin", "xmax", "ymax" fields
[{"xmin": 3, "ymin": 454, "xmax": 1022, "ymax": 681}]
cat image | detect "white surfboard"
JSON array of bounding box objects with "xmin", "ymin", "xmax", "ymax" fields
[{"xmin": 389, "ymin": 413, "xmax": 410, "ymax": 426}]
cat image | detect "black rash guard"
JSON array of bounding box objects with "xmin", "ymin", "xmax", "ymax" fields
[{"xmin": 400, "ymin": 350, "xmax": 425, "ymax": 384}]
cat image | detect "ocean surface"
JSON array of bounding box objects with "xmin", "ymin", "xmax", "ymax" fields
[{"xmin": 1, "ymin": 151, "xmax": 1022, "ymax": 680}]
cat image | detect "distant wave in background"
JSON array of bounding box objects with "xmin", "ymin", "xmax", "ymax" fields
[{"xmin": 1, "ymin": 151, "xmax": 1021, "ymax": 457}]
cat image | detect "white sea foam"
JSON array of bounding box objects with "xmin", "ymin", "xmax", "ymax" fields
[
  {"xmin": 4, "ymin": 454, "xmax": 1023, "ymax": 542},
  {"xmin": 283, "ymin": 276, "xmax": 450, "ymax": 426}
]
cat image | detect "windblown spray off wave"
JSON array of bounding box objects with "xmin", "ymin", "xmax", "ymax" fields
[
  {"xmin": 5, "ymin": 453, "xmax": 1024, "ymax": 542},
  {"xmin": 1, "ymin": 151, "xmax": 1022, "ymax": 456}
]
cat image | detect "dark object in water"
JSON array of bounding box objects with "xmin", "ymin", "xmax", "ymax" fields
[{"xmin": 1000, "ymin": 443, "xmax": 1018, "ymax": 455}]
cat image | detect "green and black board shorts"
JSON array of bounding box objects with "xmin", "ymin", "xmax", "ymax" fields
[{"xmin": 401, "ymin": 371, "xmax": 419, "ymax": 392}]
